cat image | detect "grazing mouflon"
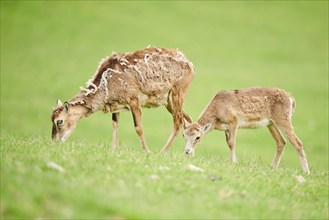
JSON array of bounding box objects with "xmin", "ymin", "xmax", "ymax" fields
[
  {"xmin": 51, "ymin": 46, "xmax": 194, "ymax": 153},
  {"xmin": 182, "ymin": 87, "xmax": 310, "ymax": 174}
]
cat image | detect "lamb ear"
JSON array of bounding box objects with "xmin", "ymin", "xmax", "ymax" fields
[
  {"xmin": 64, "ymin": 102, "xmax": 70, "ymax": 113},
  {"xmin": 57, "ymin": 99, "xmax": 63, "ymax": 106},
  {"xmin": 202, "ymin": 124, "xmax": 212, "ymax": 133},
  {"xmin": 183, "ymin": 118, "xmax": 191, "ymax": 129}
]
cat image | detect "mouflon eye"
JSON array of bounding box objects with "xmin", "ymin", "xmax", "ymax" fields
[
  {"xmin": 56, "ymin": 120, "xmax": 63, "ymax": 125},
  {"xmin": 195, "ymin": 136, "xmax": 200, "ymax": 141}
]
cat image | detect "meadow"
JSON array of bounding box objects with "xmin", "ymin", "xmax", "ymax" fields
[{"xmin": 1, "ymin": 1, "xmax": 328, "ymax": 219}]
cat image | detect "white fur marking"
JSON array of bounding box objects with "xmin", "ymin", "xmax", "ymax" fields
[
  {"xmin": 101, "ymin": 71, "xmax": 109, "ymax": 100},
  {"xmin": 238, "ymin": 118, "xmax": 270, "ymax": 128}
]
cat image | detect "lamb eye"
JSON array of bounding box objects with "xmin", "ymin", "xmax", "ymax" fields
[
  {"xmin": 57, "ymin": 120, "xmax": 63, "ymax": 125},
  {"xmin": 195, "ymin": 136, "xmax": 200, "ymax": 141}
]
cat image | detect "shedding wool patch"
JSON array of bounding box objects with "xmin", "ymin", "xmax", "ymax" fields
[{"xmin": 69, "ymin": 46, "xmax": 194, "ymax": 109}]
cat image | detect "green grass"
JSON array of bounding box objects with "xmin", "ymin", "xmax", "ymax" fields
[
  {"xmin": 1, "ymin": 1, "xmax": 328, "ymax": 219},
  {"xmin": 1, "ymin": 132, "xmax": 328, "ymax": 219}
]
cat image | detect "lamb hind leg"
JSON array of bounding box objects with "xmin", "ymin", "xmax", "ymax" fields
[
  {"xmin": 276, "ymin": 121, "xmax": 310, "ymax": 174},
  {"xmin": 286, "ymin": 131, "xmax": 310, "ymax": 174},
  {"xmin": 268, "ymin": 124, "xmax": 286, "ymax": 168}
]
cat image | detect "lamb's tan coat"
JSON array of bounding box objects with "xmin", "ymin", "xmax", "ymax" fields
[{"xmin": 183, "ymin": 87, "xmax": 310, "ymax": 174}]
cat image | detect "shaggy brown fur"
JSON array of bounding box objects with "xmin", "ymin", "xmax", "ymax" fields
[{"xmin": 51, "ymin": 46, "xmax": 194, "ymax": 153}]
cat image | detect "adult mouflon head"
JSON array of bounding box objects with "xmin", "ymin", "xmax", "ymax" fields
[{"xmin": 51, "ymin": 100, "xmax": 89, "ymax": 142}]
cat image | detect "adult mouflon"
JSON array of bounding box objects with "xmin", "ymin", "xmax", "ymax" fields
[{"xmin": 51, "ymin": 46, "xmax": 194, "ymax": 153}]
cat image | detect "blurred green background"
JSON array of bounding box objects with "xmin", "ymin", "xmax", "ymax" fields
[
  {"xmin": 1, "ymin": 2, "xmax": 328, "ymax": 169},
  {"xmin": 1, "ymin": 1, "xmax": 328, "ymax": 219}
]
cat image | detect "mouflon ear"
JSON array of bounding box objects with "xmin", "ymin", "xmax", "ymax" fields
[
  {"xmin": 183, "ymin": 118, "xmax": 191, "ymax": 129},
  {"xmin": 57, "ymin": 99, "xmax": 63, "ymax": 107},
  {"xmin": 202, "ymin": 124, "xmax": 212, "ymax": 134},
  {"xmin": 64, "ymin": 102, "xmax": 70, "ymax": 113}
]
